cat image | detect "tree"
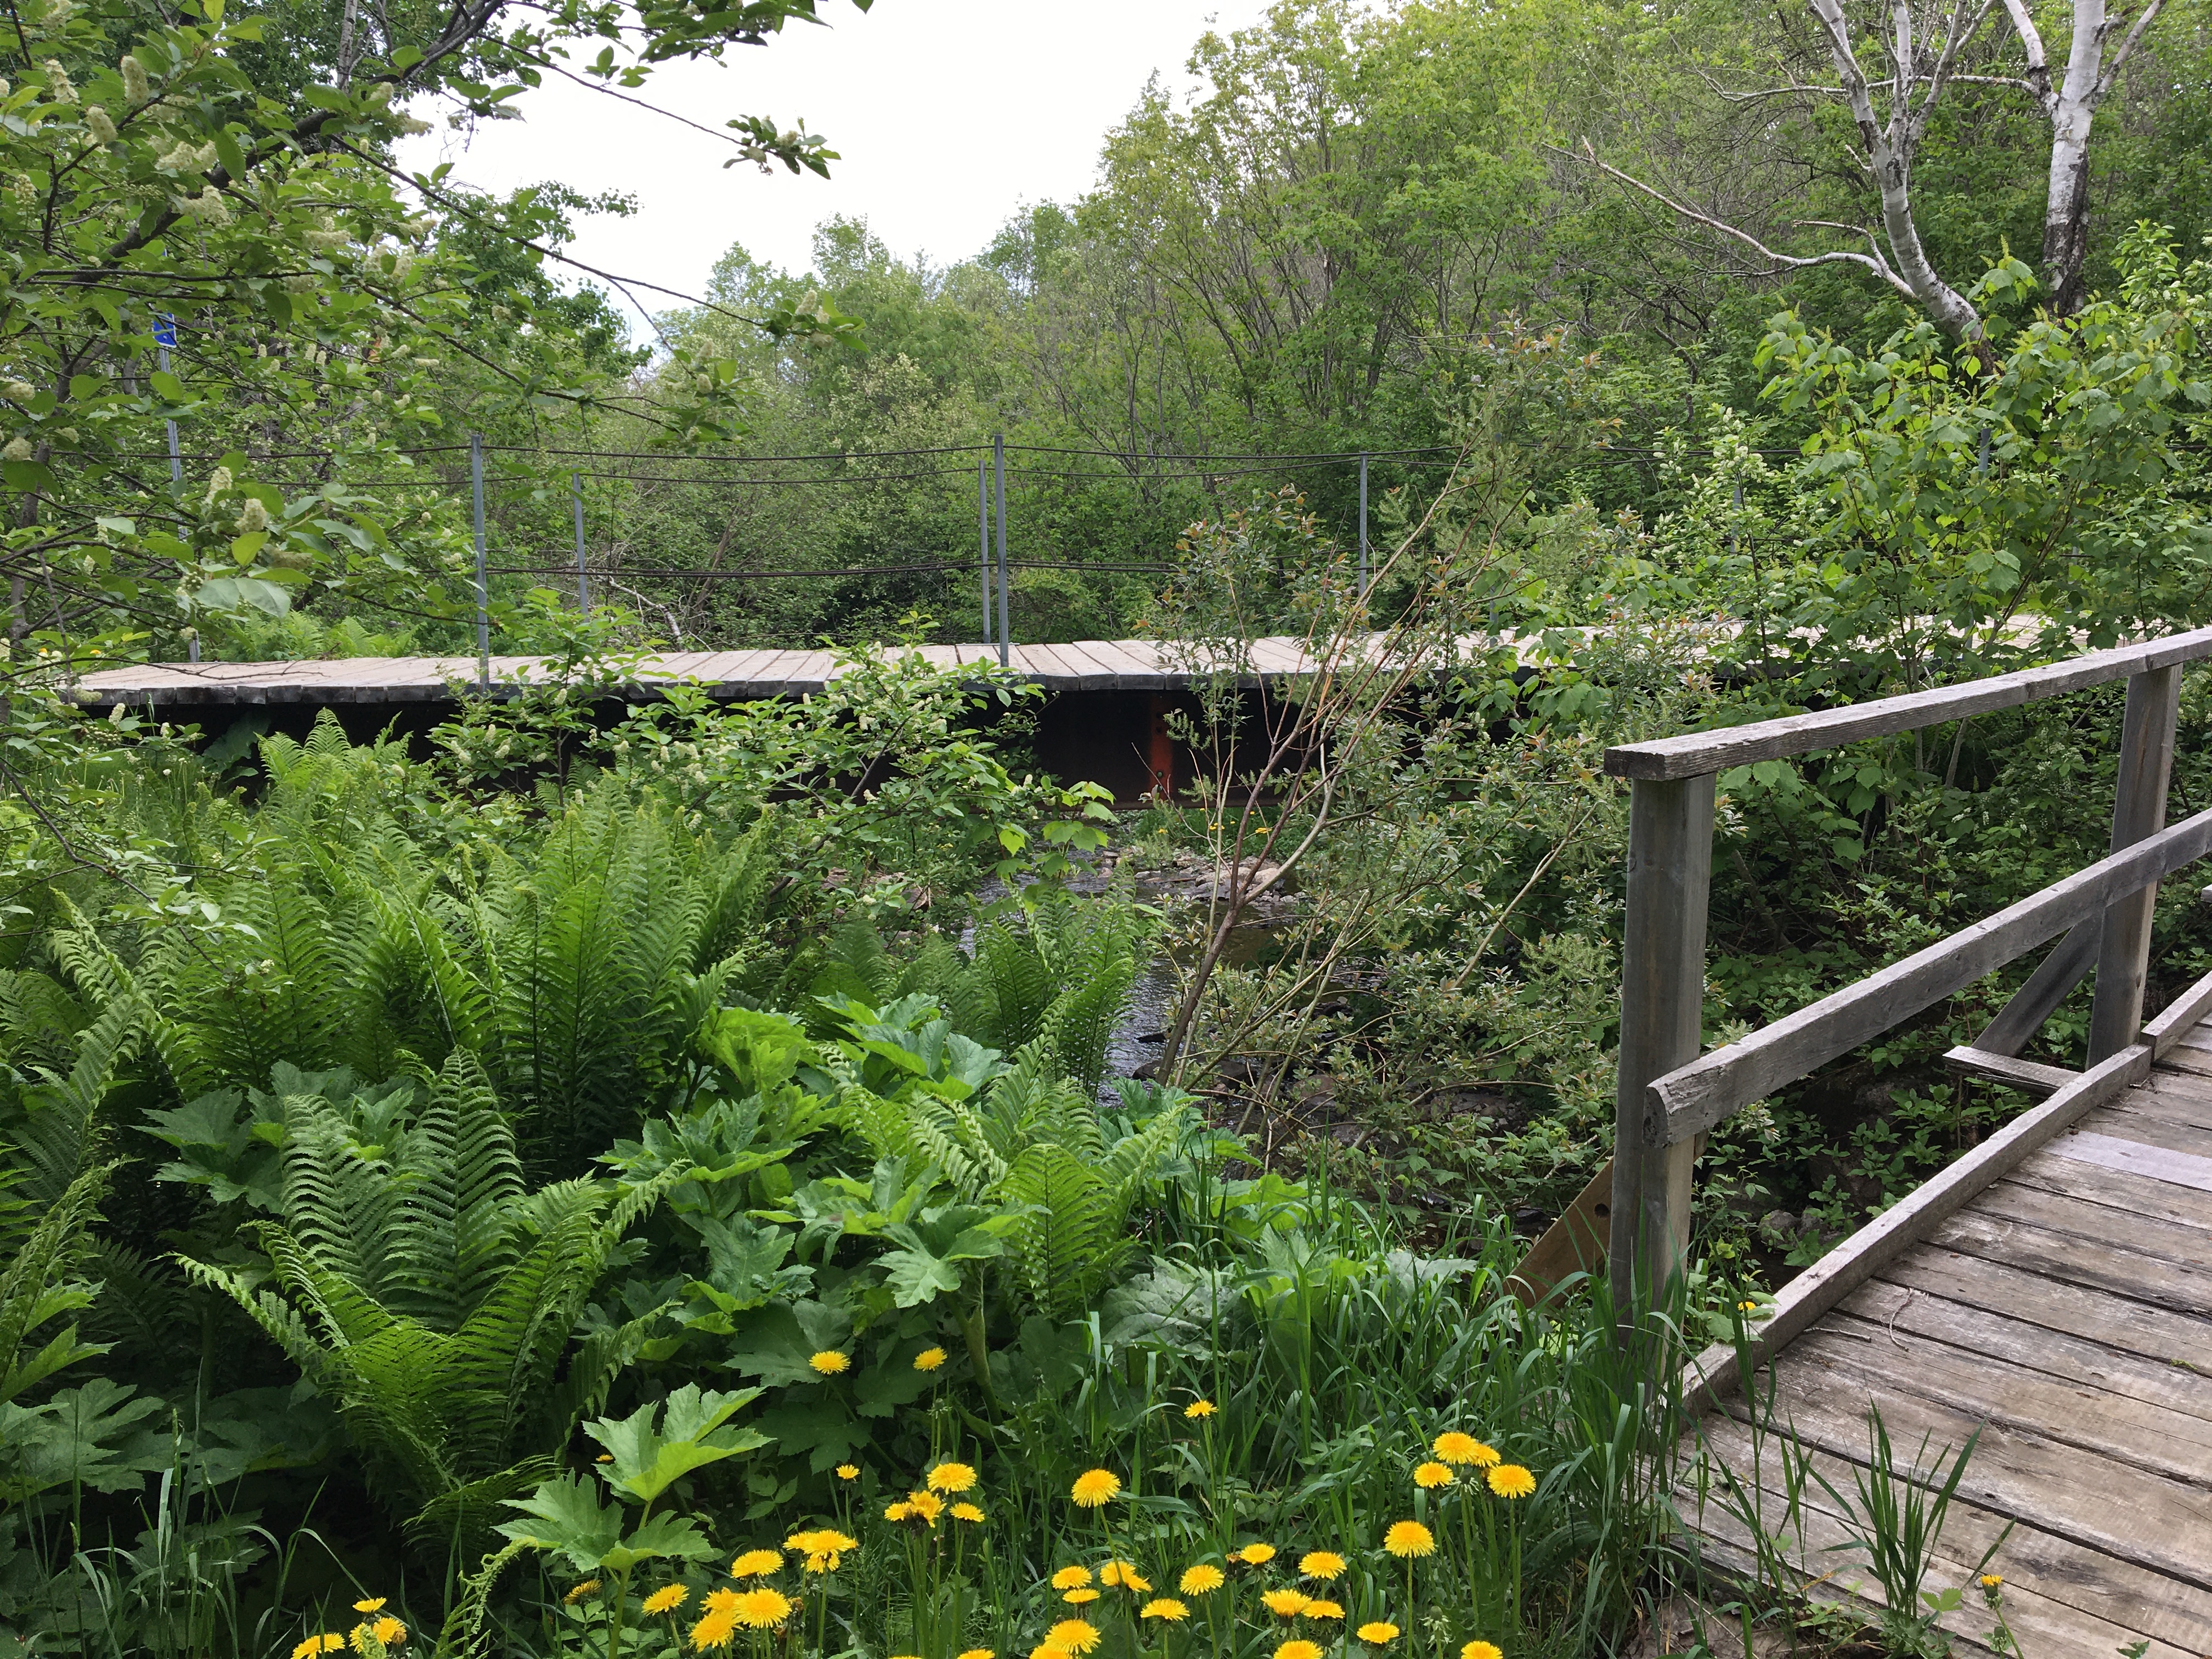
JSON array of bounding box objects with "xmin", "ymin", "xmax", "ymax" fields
[{"xmin": 1583, "ymin": 0, "xmax": 2175, "ymax": 337}]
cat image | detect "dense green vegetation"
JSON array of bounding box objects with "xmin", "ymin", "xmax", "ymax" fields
[{"xmin": 7, "ymin": 0, "xmax": 2212, "ymax": 1652}]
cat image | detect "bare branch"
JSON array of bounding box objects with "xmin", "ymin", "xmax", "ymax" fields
[
  {"xmin": 1999, "ymin": 0, "xmax": 2056, "ymax": 106},
  {"xmin": 2096, "ymin": 0, "xmax": 2169, "ymax": 101}
]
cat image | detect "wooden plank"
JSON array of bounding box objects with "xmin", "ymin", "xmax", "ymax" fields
[
  {"xmin": 1649, "ymin": 808, "xmax": 2212, "ymax": 1143},
  {"xmin": 1709, "ymin": 1337, "xmax": 2212, "ymax": 1590},
  {"xmin": 2007, "ymin": 1142, "xmax": 2212, "ymax": 1232},
  {"xmin": 1602, "ymin": 623, "xmax": 2212, "ymax": 780},
  {"xmin": 2050, "ymin": 1128, "xmax": 2212, "ymax": 1194},
  {"xmin": 1507, "ymin": 1156, "xmax": 1611, "ymax": 1306},
  {"xmin": 1876, "ymin": 1256, "xmax": 2212, "ymax": 1407},
  {"xmin": 1680, "ymin": 1044, "xmax": 2151, "ymax": 1408},
  {"xmin": 2144, "ymin": 969, "xmax": 2212, "ymax": 1058},
  {"xmin": 2092, "ymin": 665, "xmax": 2183, "ymax": 1059},
  {"xmin": 1973, "ymin": 918, "xmax": 2097, "ymax": 1056},
  {"xmin": 1610, "ymin": 776, "xmax": 1714, "ymax": 1302},
  {"xmin": 1941, "ymin": 1044, "xmax": 2073, "ymax": 1096},
  {"xmin": 1051, "ymin": 641, "xmax": 1134, "ymax": 686},
  {"xmin": 1691, "ymin": 1412, "xmax": 2212, "ymax": 1655},
  {"xmin": 2091, "ymin": 1093, "xmax": 2212, "ymax": 1158},
  {"xmin": 1935, "ymin": 1198, "xmax": 2212, "ymax": 1317},
  {"xmin": 1809, "ymin": 1307, "xmax": 2212, "ymax": 1481}
]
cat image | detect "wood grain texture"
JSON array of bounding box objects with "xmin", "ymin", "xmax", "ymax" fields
[
  {"xmin": 1941, "ymin": 1045, "xmax": 2074, "ymax": 1096},
  {"xmin": 1875, "ymin": 1245, "xmax": 2212, "ymax": 1374},
  {"xmin": 2050, "ymin": 1128, "xmax": 2212, "ymax": 1193},
  {"xmin": 1604, "ymin": 624, "xmax": 2212, "ymax": 780},
  {"xmin": 2144, "ymin": 973, "xmax": 2212, "ymax": 1058}
]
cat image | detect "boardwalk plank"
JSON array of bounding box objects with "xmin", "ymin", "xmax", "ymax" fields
[
  {"xmin": 1712, "ymin": 1336, "xmax": 2212, "ymax": 1588},
  {"xmin": 1874, "ymin": 1246, "xmax": 2212, "ymax": 1384},
  {"xmin": 2005, "ymin": 1146, "xmax": 2212, "ymax": 1232},
  {"xmin": 1692, "ymin": 1413, "xmax": 2212, "ymax": 1654},
  {"xmin": 1933, "ymin": 1199, "xmax": 2212, "ymax": 1314}
]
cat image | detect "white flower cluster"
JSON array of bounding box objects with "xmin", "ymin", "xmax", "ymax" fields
[
  {"xmin": 236, "ymin": 498, "xmax": 268, "ymax": 533},
  {"xmin": 41, "ymin": 60, "xmax": 75, "ymax": 105},
  {"xmin": 84, "ymin": 105, "xmax": 117, "ymax": 144},
  {"xmin": 204, "ymin": 465, "xmax": 233, "ymax": 505},
  {"xmin": 120, "ymin": 55, "xmax": 150, "ymax": 106}
]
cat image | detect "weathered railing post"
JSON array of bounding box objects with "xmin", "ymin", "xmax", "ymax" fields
[
  {"xmin": 2089, "ymin": 665, "xmax": 2182, "ymax": 1061},
  {"xmin": 1610, "ymin": 772, "xmax": 1716, "ymax": 1322}
]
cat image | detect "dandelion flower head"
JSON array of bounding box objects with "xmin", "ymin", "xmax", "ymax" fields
[
  {"xmin": 836, "ymin": 1464, "xmax": 860, "ymax": 1480},
  {"xmin": 563, "ymin": 1579, "xmax": 602, "ymax": 1605},
  {"xmin": 884, "ymin": 1501, "xmax": 912, "ymax": 1522},
  {"xmin": 1431, "ymin": 1431, "xmax": 1498, "ymax": 1468},
  {"xmin": 731, "ymin": 1549, "xmax": 783, "ymax": 1579},
  {"xmin": 1980, "ymin": 1573, "xmax": 2004, "ymax": 1588},
  {"xmin": 1184, "ymin": 1398, "xmax": 1216, "ymax": 1419},
  {"xmin": 1099, "ymin": 1561, "xmax": 1150, "ymax": 1592},
  {"xmin": 1486, "ymin": 1465, "xmax": 1536, "ymax": 1500},
  {"xmin": 958, "ymin": 1650, "xmax": 995, "ymax": 1659},
  {"xmin": 733, "ymin": 1588, "xmax": 793, "ymax": 1629},
  {"xmin": 1463, "ymin": 1644, "xmax": 1504, "ymax": 1659},
  {"xmin": 1063, "ymin": 1588, "xmax": 1101, "ymax": 1605},
  {"xmin": 1383, "ymin": 1521, "xmax": 1435, "ymax": 1559},
  {"xmin": 1051, "ymin": 1565, "xmax": 1094, "ymax": 1590},
  {"xmin": 809, "ymin": 1350, "xmax": 850, "ymax": 1375},
  {"xmin": 1414, "ymin": 1461, "xmax": 1454, "ymax": 1488},
  {"xmin": 1047, "ymin": 1619, "xmax": 1102, "ymax": 1655},
  {"xmin": 1299, "ymin": 1550, "xmax": 1346, "ymax": 1581},
  {"xmin": 1179, "ymin": 1564, "xmax": 1226, "ymax": 1595},
  {"xmin": 952, "ymin": 1502, "xmax": 985, "ymax": 1523},
  {"xmin": 1358, "ymin": 1624, "xmax": 1400, "ymax": 1645},
  {"xmin": 1071, "ymin": 1469, "xmax": 1121, "ymax": 1508},
  {"xmin": 359, "ymin": 1617, "xmax": 407, "ymax": 1650},
  {"xmin": 291, "ymin": 1639, "xmax": 344, "ymax": 1659},
  {"xmin": 1141, "ymin": 1599, "xmax": 1190, "ymax": 1622},
  {"xmin": 1277, "ymin": 1641, "xmax": 1324, "ymax": 1659},
  {"xmin": 1234, "ymin": 1542, "xmax": 1277, "ymax": 1566},
  {"xmin": 352, "ymin": 1599, "xmax": 386, "ymax": 1615},
  {"xmin": 690, "ymin": 1591, "xmax": 740, "ymax": 1651},
  {"xmin": 642, "ymin": 1584, "xmax": 689, "ymax": 1615},
  {"xmin": 1262, "ymin": 1588, "xmax": 1312, "ymax": 1617},
  {"xmin": 928, "ymin": 1462, "xmax": 978, "ymax": 1493},
  {"xmin": 1302, "ymin": 1600, "xmax": 1344, "ymax": 1621},
  {"xmin": 905, "ymin": 1489, "xmax": 946, "ymax": 1524},
  {"xmin": 1029, "ymin": 1646, "xmax": 1069, "ymax": 1659},
  {"xmin": 915, "ymin": 1346, "xmax": 949, "ymax": 1372}
]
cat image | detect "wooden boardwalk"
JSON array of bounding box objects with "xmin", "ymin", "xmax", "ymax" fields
[{"xmin": 1682, "ymin": 1040, "xmax": 2212, "ymax": 1655}]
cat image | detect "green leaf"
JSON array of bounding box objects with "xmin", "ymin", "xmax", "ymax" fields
[
  {"xmin": 149, "ymin": 371, "xmax": 186, "ymax": 402},
  {"xmin": 588, "ymin": 1383, "xmax": 765, "ymax": 1504},
  {"xmin": 600, "ymin": 1509, "xmax": 719, "ymax": 1572},
  {"xmin": 495, "ymin": 1472, "xmax": 623, "ymax": 1573}
]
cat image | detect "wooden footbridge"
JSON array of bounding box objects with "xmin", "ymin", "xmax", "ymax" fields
[{"xmin": 1595, "ymin": 629, "xmax": 2212, "ymax": 1654}]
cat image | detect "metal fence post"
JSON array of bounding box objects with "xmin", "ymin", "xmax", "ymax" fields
[
  {"xmin": 571, "ymin": 472, "xmax": 589, "ymax": 611},
  {"xmin": 2089, "ymin": 664, "xmax": 2181, "ymax": 1060},
  {"xmin": 993, "ymin": 433, "xmax": 1009, "ymax": 668},
  {"xmin": 1610, "ymin": 772, "xmax": 1716, "ymax": 1322},
  {"xmin": 470, "ymin": 432, "xmax": 489, "ymax": 696},
  {"xmin": 979, "ymin": 455, "xmax": 991, "ymax": 646},
  {"xmin": 156, "ymin": 313, "xmax": 196, "ymax": 663}
]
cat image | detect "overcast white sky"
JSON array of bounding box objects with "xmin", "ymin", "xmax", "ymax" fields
[{"xmin": 396, "ymin": 2, "xmax": 1278, "ymax": 328}]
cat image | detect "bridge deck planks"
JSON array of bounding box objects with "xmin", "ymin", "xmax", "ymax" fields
[{"xmin": 1683, "ymin": 1033, "xmax": 2212, "ymax": 1655}]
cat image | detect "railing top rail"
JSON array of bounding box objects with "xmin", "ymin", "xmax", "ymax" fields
[{"xmin": 1602, "ymin": 624, "xmax": 2212, "ymax": 782}]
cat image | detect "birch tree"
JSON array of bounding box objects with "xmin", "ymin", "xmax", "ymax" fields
[{"xmin": 1584, "ymin": 0, "xmax": 2172, "ymax": 338}]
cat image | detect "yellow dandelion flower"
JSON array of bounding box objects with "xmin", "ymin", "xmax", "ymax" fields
[
  {"xmin": 836, "ymin": 1464, "xmax": 860, "ymax": 1480},
  {"xmin": 958, "ymin": 1650, "xmax": 995, "ymax": 1659},
  {"xmin": 1414, "ymin": 1460, "xmax": 1454, "ymax": 1488},
  {"xmin": 1180, "ymin": 1564, "xmax": 1227, "ymax": 1595},
  {"xmin": 1047, "ymin": 1620, "xmax": 1102, "ymax": 1655},
  {"xmin": 1277, "ymin": 1641, "xmax": 1324, "ymax": 1659},
  {"xmin": 732, "ymin": 1588, "xmax": 792, "ymax": 1629},
  {"xmin": 291, "ymin": 1638, "xmax": 345, "ymax": 1659},
  {"xmin": 1383, "ymin": 1521, "xmax": 1435, "ymax": 1559},
  {"xmin": 952, "ymin": 1502, "xmax": 985, "ymax": 1523},
  {"xmin": 1299, "ymin": 1550, "xmax": 1346, "ymax": 1580},
  {"xmin": 1262, "ymin": 1588, "xmax": 1312, "ymax": 1617},
  {"xmin": 643, "ymin": 1584, "xmax": 689, "ymax": 1615},
  {"xmin": 1358, "ymin": 1624, "xmax": 1400, "ymax": 1645},
  {"xmin": 1063, "ymin": 1588, "xmax": 1101, "ymax": 1605},
  {"xmin": 731, "ymin": 1549, "xmax": 783, "ymax": 1579},
  {"xmin": 808, "ymin": 1350, "xmax": 850, "ymax": 1375},
  {"xmin": 1737, "ymin": 1300, "xmax": 1759, "ymax": 1313},
  {"xmin": 927, "ymin": 1462, "xmax": 978, "ymax": 1493},
  {"xmin": 1486, "ymin": 1465, "xmax": 1536, "ymax": 1500},
  {"xmin": 884, "ymin": 1501, "xmax": 912, "ymax": 1523},
  {"xmin": 596, "ymin": 1453, "xmax": 613, "ymax": 1463},
  {"xmin": 1234, "ymin": 1543, "xmax": 1277, "ymax": 1566},
  {"xmin": 906, "ymin": 1490, "xmax": 945, "ymax": 1524},
  {"xmin": 1099, "ymin": 1561, "xmax": 1150, "ymax": 1593},
  {"xmin": 1184, "ymin": 1399, "xmax": 1216, "ymax": 1419},
  {"xmin": 1070, "ymin": 1469, "xmax": 1121, "ymax": 1508},
  {"xmin": 563, "ymin": 1579, "xmax": 602, "ymax": 1605},
  {"xmin": 1980, "ymin": 1573, "xmax": 2004, "ymax": 1588},
  {"xmin": 1029, "ymin": 1646, "xmax": 1070, "ymax": 1659},
  {"xmin": 1431, "ymin": 1431, "xmax": 1497, "ymax": 1467},
  {"xmin": 1052, "ymin": 1566, "xmax": 1094, "ymax": 1590},
  {"xmin": 1302, "ymin": 1600, "xmax": 1344, "ymax": 1621},
  {"xmin": 1140, "ymin": 1598, "xmax": 1190, "ymax": 1622},
  {"xmin": 915, "ymin": 1347, "xmax": 949, "ymax": 1371},
  {"xmin": 353, "ymin": 1599, "xmax": 387, "ymax": 1615},
  {"xmin": 689, "ymin": 1608, "xmax": 738, "ymax": 1651},
  {"xmin": 1462, "ymin": 1644, "xmax": 1504, "ymax": 1659},
  {"xmin": 369, "ymin": 1617, "xmax": 407, "ymax": 1648}
]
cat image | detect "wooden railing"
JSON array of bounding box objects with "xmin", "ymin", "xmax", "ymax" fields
[{"xmin": 1600, "ymin": 624, "xmax": 2212, "ymax": 1386}]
